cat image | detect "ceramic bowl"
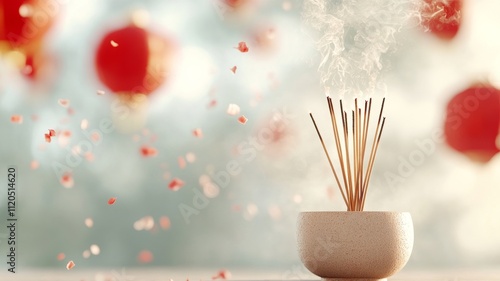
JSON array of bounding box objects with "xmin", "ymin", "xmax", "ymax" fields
[{"xmin": 297, "ymin": 211, "xmax": 413, "ymax": 281}]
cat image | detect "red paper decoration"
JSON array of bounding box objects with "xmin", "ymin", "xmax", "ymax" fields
[
  {"xmin": 444, "ymin": 85, "xmax": 500, "ymax": 162},
  {"xmin": 94, "ymin": 25, "xmax": 175, "ymax": 95},
  {"xmin": 422, "ymin": 0, "xmax": 462, "ymax": 40},
  {"xmin": 0, "ymin": 0, "xmax": 59, "ymax": 79},
  {"xmin": 0, "ymin": 0, "xmax": 56, "ymax": 47}
]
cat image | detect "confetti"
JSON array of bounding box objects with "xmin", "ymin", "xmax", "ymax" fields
[
  {"xmin": 282, "ymin": 0, "xmax": 292, "ymax": 11},
  {"xmin": 45, "ymin": 133, "xmax": 51, "ymax": 143},
  {"xmin": 134, "ymin": 216, "xmax": 155, "ymax": 231},
  {"xmin": 137, "ymin": 250, "xmax": 153, "ymax": 264},
  {"xmin": 247, "ymin": 203, "xmax": 259, "ymax": 215},
  {"xmin": 178, "ymin": 156, "xmax": 186, "ymax": 169},
  {"xmin": 81, "ymin": 119, "xmax": 89, "ymax": 130},
  {"xmin": 235, "ymin": 41, "xmax": 249, "ymax": 52},
  {"xmin": 85, "ymin": 218, "xmax": 94, "ymax": 228},
  {"xmin": 30, "ymin": 160, "xmax": 39, "ymax": 170},
  {"xmin": 19, "ymin": 4, "xmax": 33, "ymax": 17},
  {"xmin": 49, "ymin": 129, "xmax": 56, "ymax": 137},
  {"xmin": 168, "ymin": 178, "xmax": 184, "ymax": 191},
  {"xmin": 85, "ymin": 152, "xmax": 95, "ymax": 162},
  {"xmin": 134, "ymin": 218, "xmax": 145, "ymax": 231},
  {"xmin": 97, "ymin": 90, "xmax": 106, "ymax": 95},
  {"xmin": 326, "ymin": 186, "xmax": 335, "ymax": 201},
  {"xmin": 66, "ymin": 260, "xmax": 75, "ymax": 270},
  {"xmin": 58, "ymin": 99, "xmax": 69, "ymax": 108},
  {"xmin": 143, "ymin": 216, "xmax": 154, "ymax": 231},
  {"xmin": 57, "ymin": 253, "xmax": 65, "ymax": 261},
  {"xmin": 238, "ymin": 115, "xmax": 248, "ymax": 124},
  {"xmin": 268, "ymin": 205, "xmax": 282, "ymax": 220},
  {"xmin": 208, "ymin": 99, "xmax": 217, "ymax": 108},
  {"xmin": 231, "ymin": 204, "xmax": 241, "ymax": 212},
  {"xmin": 60, "ymin": 173, "xmax": 74, "ymax": 188},
  {"xmin": 186, "ymin": 152, "xmax": 196, "ymax": 163},
  {"xmin": 110, "ymin": 40, "xmax": 118, "ymax": 47},
  {"xmin": 90, "ymin": 244, "xmax": 100, "ymax": 255},
  {"xmin": 83, "ymin": 250, "xmax": 90, "ymax": 259},
  {"xmin": 140, "ymin": 146, "xmax": 158, "ymax": 157},
  {"xmin": 108, "ymin": 197, "xmax": 117, "ymax": 205},
  {"xmin": 193, "ymin": 128, "xmax": 203, "ymax": 138},
  {"xmin": 230, "ymin": 66, "xmax": 237, "ymax": 74},
  {"xmin": 159, "ymin": 216, "xmax": 171, "ymax": 230},
  {"xmin": 212, "ymin": 270, "xmax": 231, "ymax": 280},
  {"xmin": 10, "ymin": 115, "xmax": 23, "ymax": 124},
  {"xmin": 227, "ymin": 104, "xmax": 240, "ymax": 116},
  {"xmin": 91, "ymin": 132, "xmax": 101, "ymax": 143},
  {"xmin": 202, "ymin": 181, "xmax": 220, "ymax": 198},
  {"xmin": 293, "ymin": 194, "xmax": 302, "ymax": 204}
]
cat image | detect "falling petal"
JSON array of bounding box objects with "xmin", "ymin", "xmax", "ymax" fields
[
  {"xmin": 108, "ymin": 197, "xmax": 117, "ymax": 205},
  {"xmin": 235, "ymin": 41, "xmax": 249, "ymax": 52},
  {"xmin": 238, "ymin": 115, "xmax": 248, "ymax": 124},
  {"xmin": 10, "ymin": 115, "xmax": 23, "ymax": 124},
  {"xmin": 66, "ymin": 260, "xmax": 75, "ymax": 270},
  {"xmin": 168, "ymin": 178, "xmax": 185, "ymax": 191}
]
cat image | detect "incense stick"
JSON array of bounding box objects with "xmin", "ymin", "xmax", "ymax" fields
[{"xmin": 309, "ymin": 97, "xmax": 386, "ymax": 211}]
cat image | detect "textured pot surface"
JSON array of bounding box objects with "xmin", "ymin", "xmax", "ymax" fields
[{"xmin": 297, "ymin": 212, "xmax": 413, "ymax": 280}]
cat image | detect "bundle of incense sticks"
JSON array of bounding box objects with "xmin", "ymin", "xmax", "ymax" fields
[{"xmin": 310, "ymin": 97, "xmax": 386, "ymax": 211}]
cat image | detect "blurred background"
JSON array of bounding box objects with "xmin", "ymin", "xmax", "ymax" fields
[{"xmin": 0, "ymin": 0, "xmax": 500, "ymax": 273}]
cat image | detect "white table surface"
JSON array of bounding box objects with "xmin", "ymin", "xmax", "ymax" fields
[{"xmin": 1, "ymin": 268, "xmax": 500, "ymax": 281}]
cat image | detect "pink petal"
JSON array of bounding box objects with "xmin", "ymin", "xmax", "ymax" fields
[
  {"xmin": 66, "ymin": 260, "xmax": 75, "ymax": 270},
  {"xmin": 168, "ymin": 178, "xmax": 185, "ymax": 191},
  {"xmin": 193, "ymin": 128, "xmax": 203, "ymax": 138},
  {"xmin": 140, "ymin": 146, "xmax": 158, "ymax": 157},
  {"xmin": 238, "ymin": 115, "xmax": 248, "ymax": 124},
  {"xmin": 227, "ymin": 104, "xmax": 240, "ymax": 116},
  {"xmin": 58, "ymin": 99, "xmax": 69, "ymax": 108},
  {"xmin": 137, "ymin": 250, "xmax": 153, "ymax": 264},
  {"xmin": 108, "ymin": 197, "xmax": 117, "ymax": 205},
  {"xmin": 10, "ymin": 115, "xmax": 23, "ymax": 124},
  {"xmin": 235, "ymin": 41, "xmax": 249, "ymax": 52}
]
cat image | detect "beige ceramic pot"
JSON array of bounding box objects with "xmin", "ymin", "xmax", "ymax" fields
[{"xmin": 297, "ymin": 211, "xmax": 413, "ymax": 281}]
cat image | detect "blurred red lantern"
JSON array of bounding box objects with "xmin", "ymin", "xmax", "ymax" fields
[
  {"xmin": 421, "ymin": 0, "xmax": 462, "ymax": 40},
  {"xmin": 0, "ymin": 0, "xmax": 57, "ymax": 47},
  {"xmin": 0, "ymin": 0, "xmax": 59, "ymax": 79},
  {"xmin": 95, "ymin": 24, "xmax": 175, "ymax": 96},
  {"xmin": 444, "ymin": 85, "xmax": 500, "ymax": 162}
]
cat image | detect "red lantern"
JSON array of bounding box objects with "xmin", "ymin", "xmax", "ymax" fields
[
  {"xmin": 94, "ymin": 25, "xmax": 175, "ymax": 96},
  {"xmin": 421, "ymin": 0, "xmax": 462, "ymax": 40},
  {"xmin": 0, "ymin": 0, "xmax": 59, "ymax": 79},
  {"xmin": 0, "ymin": 0, "xmax": 57, "ymax": 47},
  {"xmin": 444, "ymin": 85, "xmax": 500, "ymax": 162}
]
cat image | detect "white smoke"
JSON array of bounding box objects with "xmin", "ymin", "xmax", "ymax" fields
[{"xmin": 302, "ymin": 0, "xmax": 421, "ymax": 97}]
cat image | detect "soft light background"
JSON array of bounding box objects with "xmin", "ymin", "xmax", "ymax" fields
[{"xmin": 0, "ymin": 0, "xmax": 499, "ymax": 273}]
